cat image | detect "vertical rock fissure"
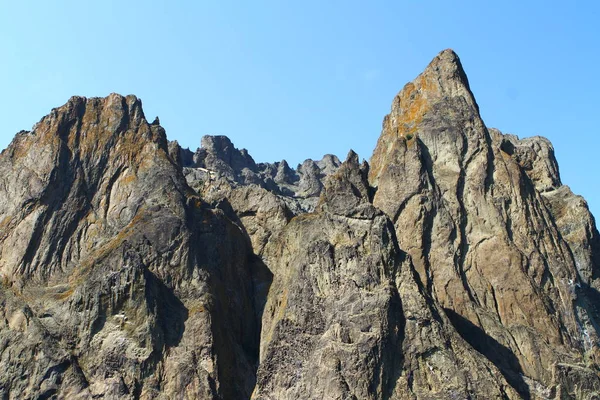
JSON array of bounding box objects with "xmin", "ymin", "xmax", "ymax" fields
[
  {"xmin": 3, "ymin": 50, "xmax": 600, "ymax": 398},
  {"xmin": 454, "ymin": 166, "xmax": 477, "ymax": 305}
]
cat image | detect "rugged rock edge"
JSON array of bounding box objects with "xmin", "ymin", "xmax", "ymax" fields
[{"xmin": 0, "ymin": 50, "xmax": 598, "ymax": 399}]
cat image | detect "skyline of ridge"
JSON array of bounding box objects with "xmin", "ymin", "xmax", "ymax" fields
[{"xmin": 1, "ymin": 2, "xmax": 598, "ymax": 218}]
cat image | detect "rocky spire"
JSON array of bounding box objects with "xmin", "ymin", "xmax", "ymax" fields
[
  {"xmin": 317, "ymin": 150, "xmax": 374, "ymax": 217},
  {"xmin": 369, "ymin": 49, "xmax": 480, "ymax": 186},
  {"xmin": 1, "ymin": 50, "xmax": 599, "ymax": 399},
  {"xmin": 368, "ymin": 48, "xmax": 600, "ymax": 397}
]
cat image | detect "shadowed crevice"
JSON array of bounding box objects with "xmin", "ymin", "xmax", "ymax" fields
[
  {"xmin": 143, "ymin": 269, "xmax": 189, "ymax": 349},
  {"xmin": 382, "ymin": 287, "xmax": 406, "ymax": 400},
  {"xmin": 419, "ymin": 139, "xmax": 477, "ymax": 304},
  {"xmin": 443, "ymin": 308, "xmax": 531, "ymax": 399}
]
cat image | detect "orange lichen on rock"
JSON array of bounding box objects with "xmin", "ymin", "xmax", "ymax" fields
[
  {"xmin": 8, "ymin": 135, "xmax": 34, "ymax": 160},
  {"xmin": 369, "ymin": 50, "xmax": 475, "ymax": 185},
  {"xmin": 368, "ymin": 73, "xmax": 439, "ymax": 181},
  {"xmin": 0, "ymin": 216, "xmax": 12, "ymax": 230},
  {"xmin": 53, "ymin": 287, "xmax": 74, "ymax": 300},
  {"xmin": 393, "ymin": 73, "xmax": 440, "ymax": 139}
]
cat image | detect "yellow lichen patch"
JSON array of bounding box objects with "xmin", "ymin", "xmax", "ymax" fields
[
  {"xmin": 277, "ymin": 287, "xmax": 289, "ymax": 321},
  {"xmin": 1, "ymin": 274, "xmax": 11, "ymax": 288},
  {"xmin": 418, "ymin": 72, "xmax": 439, "ymax": 93},
  {"xmin": 54, "ymin": 287, "xmax": 74, "ymax": 301},
  {"xmin": 114, "ymin": 132, "xmax": 147, "ymax": 164},
  {"xmin": 120, "ymin": 173, "xmax": 138, "ymax": 186},
  {"xmin": 369, "ymin": 73, "xmax": 441, "ymax": 182},
  {"xmin": 10, "ymin": 129, "xmax": 59, "ymax": 161},
  {"xmin": 262, "ymin": 285, "xmax": 290, "ymax": 348},
  {"xmin": 331, "ymin": 231, "xmax": 355, "ymax": 248},
  {"xmin": 500, "ymin": 150, "xmax": 513, "ymax": 162},
  {"xmin": 290, "ymin": 212, "xmax": 320, "ymax": 224},
  {"xmin": 188, "ymin": 303, "xmax": 206, "ymax": 315},
  {"xmin": 394, "ymin": 74, "xmax": 440, "ymax": 139},
  {"xmin": 0, "ymin": 216, "xmax": 12, "ymax": 230},
  {"xmin": 9, "ymin": 137, "xmax": 34, "ymax": 160}
]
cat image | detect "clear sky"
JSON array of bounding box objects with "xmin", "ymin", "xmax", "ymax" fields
[{"xmin": 1, "ymin": 1, "xmax": 599, "ymax": 218}]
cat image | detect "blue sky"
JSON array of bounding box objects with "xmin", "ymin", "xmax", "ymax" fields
[{"xmin": 1, "ymin": 1, "xmax": 599, "ymax": 217}]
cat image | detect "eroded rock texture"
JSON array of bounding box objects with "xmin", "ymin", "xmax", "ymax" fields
[
  {"xmin": 0, "ymin": 50, "xmax": 598, "ymax": 399},
  {"xmin": 369, "ymin": 49, "xmax": 600, "ymax": 398},
  {"xmin": 0, "ymin": 95, "xmax": 266, "ymax": 399}
]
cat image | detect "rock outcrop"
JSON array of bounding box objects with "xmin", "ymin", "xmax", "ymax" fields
[
  {"xmin": 0, "ymin": 95, "xmax": 266, "ymax": 399},
  {"xmin": 0, "ymin": 50, "xmax": 598, "ymax": 399},
  {"xmin": 369, "ymin": 49, "xmax": 600, "ymax": 398}
]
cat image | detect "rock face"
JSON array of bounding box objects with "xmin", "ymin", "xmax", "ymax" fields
[
  {"xmin": 0, "ymin": 95, "xmax": 265, "ymax": 399},
  {"xmin": 0, "ymin": 50, "xmax": 599, "ymax": 399},
  {"xmin": 369, "ymin": 49, "xmax": 600, "ymax": 398}
]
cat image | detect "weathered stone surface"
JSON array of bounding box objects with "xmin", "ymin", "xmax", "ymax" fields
[
  {"xmin": 0, "ymin": 95, "xmax": 266, "ymax": 399},
  {"xmin": 370, "ymin": 49, "xmax": 600, "ymax": 398},
  {"xmin": 497, "ymin": 130, "xmax": 561, "ymax": 192},
  {"xmin": 178, "ymin": 135, "xmax": 343, "ymax": 261},
  {"xmin": 254, "ymin": 153, "xmax": 520, "ymax": 399},
  {"xmin": 179, "ymin": 135, "xmax": 341, "ymax": 208},
  {"xmin": 1, "ymin": 49, "xmax": 599, "ymax": 400}
]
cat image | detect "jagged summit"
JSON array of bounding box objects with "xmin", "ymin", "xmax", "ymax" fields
[
  {"xmin": 369, "ymin": 49, "xmax": 481, "ymax": 186},
  {"xmin": 368, "ymin": 49, "xmax": 600, "ymax": 399},
  {"xmin": 0, "ymin": 51, "xmax": 599, "ymax": 399},
  {"xmin": 423, "ymin": 49, "xmax": 475, "ymax": 101},
  {"xmin": 170, "ymin": 133, "xmax": 342, "ymax": 213}
]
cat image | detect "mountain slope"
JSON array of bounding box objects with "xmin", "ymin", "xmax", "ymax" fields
[
  {"xmin": 369, "ymin": 49, "xmax": 600, "ymax": 398},
  {"xmin": 0, "ymin": 50, "xmax": 598, "ymax": 399}
]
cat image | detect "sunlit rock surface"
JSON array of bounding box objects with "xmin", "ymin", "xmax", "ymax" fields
[{"xmin": 0, "ymin": 50, "xmax": 598, "ymax": 399}]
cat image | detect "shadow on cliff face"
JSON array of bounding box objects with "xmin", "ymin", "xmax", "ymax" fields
[
  {"xmin": 208, "ymin": 252, "xmax": 273, "ymax": 399},
  {"xmin": 577, "ymin": 280, "xmax": 600, "ymax": 340},
  {"xmin": 144, "ymin": 268, "xmax": 189, "ymax": 349},
  {"xmin": 192, "ymin": 197, "xmax": 274, "ymax": 399},
  {"xmin": 249, "ymin": 256, "xmax": 274, "ymax": 346},
  {"xmin": 443, "ymin": 308, "xmax": 531, "ymax": 399},
  {"xmin": 208, "ymin": 197, "xmax": 275, "ymax": 335},
  {"xmin": 582, "ymin": 230, "xmax": 600, "ymax": 328},
  {"xmin": 384, "ymin": 288, "xmax": 406, "ymax": 400}
]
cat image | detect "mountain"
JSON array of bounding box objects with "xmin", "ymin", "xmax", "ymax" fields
[{"xmin": 0, "ymin": 50, "xmax": 599, "ymax": 399}]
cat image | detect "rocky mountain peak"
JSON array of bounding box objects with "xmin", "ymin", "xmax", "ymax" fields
[
  {"xmin": 422, "ymin": 49, "xmax": 474, "ymax": 99},
  {"xmin": 390, "ymin": 49, "xmax": 476, "ymax": 133},
  {"xmin": 367, "ymin": 50, "xmax": 600, "ymax": 399},
  {"xmin": 369, "ymin": 49, "xmax": 482, "ymax": 188},
  {"xmin": 317, "ymin": 150, "xmax": 374, "ymax": 218},
  {"xmin": 172, "ymin": 134, "xmax": 343, "ymax": 215},
  {"xmin": 1, "ymin": 51, "xmax": 599, "ymax": 399},
  {"xmin": 0, "ymin": 93, "xmax": 179, "ymax": 283},
  {"xmin": 24, "ymin": 93, "xmax": 163, "ymax": 157}
]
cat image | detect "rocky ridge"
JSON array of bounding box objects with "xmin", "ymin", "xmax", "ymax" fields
[{"xmin": 0, "ymin": 50, "xmax": 599, "ymax": 399}]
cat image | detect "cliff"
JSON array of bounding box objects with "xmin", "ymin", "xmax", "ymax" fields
[{"xmin": 0, "ymin": 50, "xmax": 598, "ymax": 399}]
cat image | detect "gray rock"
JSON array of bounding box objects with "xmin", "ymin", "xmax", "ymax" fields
[
  {"xmin": 254, "ymin": 153, "xmax": 519, "ymax": 399},
  {"xmin": 1, "ymin": 49, "xmax": 599, "ymax": 399},
  {"xmin": 0, "ymin": 94, "xmax": 266, "ymax": 399},
  {"xmin": 274, "ymin": 160, "xmax": 296, "ymax": 185},
  {"xmin": 370, "ymin": 49, "xmax": 600, "ymax": 398}
]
